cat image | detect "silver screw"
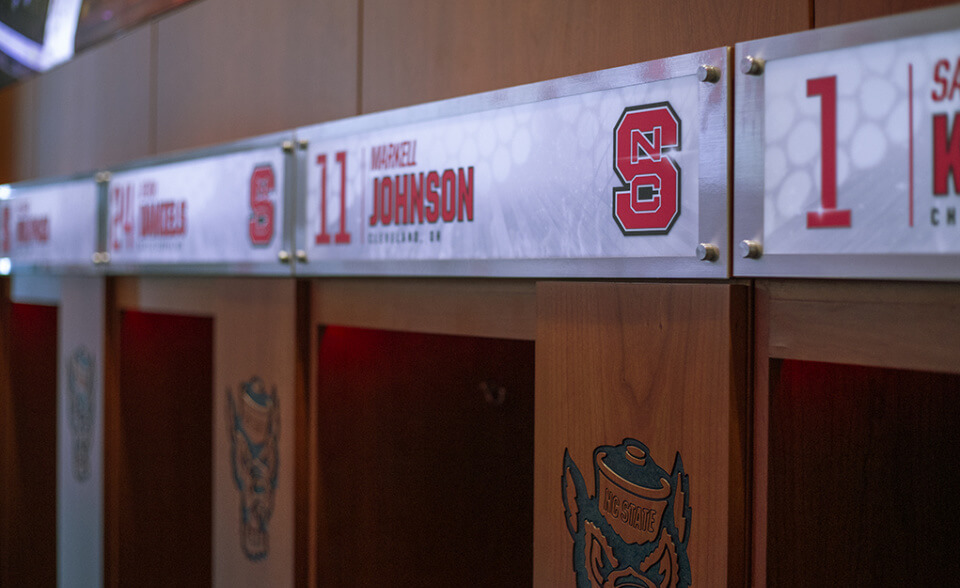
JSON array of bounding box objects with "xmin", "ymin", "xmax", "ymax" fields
[
  {"xmin": 697, "ymin": 65, "xmax": 721, "ymax": 84},
  {"xmin": 739, "ymin": 240, "xmax": 763, "ymax": 259},
  {"xmin": 91, "ymin": 252, "xmax": 101, "ymax": 264},
  {"xmin": 740, "ymin": 56, "xmax": 764, "ymax": 76},
  {"xmin": 95, "ymin": 171, "xmax": 111, "ymax": 184},
  {"xmin": 696, "ymin": 243, "xmax": 720, "ymax": 262},
  {"xmin": 278, "ymin": 250, "xmax": 291, "ymax": 263},
  {"xmin": 297, "ymin": 139, "xmax": 309, "ymax": 150},
  {"xmin": 282, "ymin": 141, "xmax": 295, "ymax": 153},
  {"xmin": 295, "ymin": 249, "xmax": 308, "ymax": 263}
]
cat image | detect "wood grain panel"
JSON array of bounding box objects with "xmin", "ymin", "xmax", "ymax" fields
[
  {"xmin": 763, "ymin": 280, "xmax": 960, "ymax": 374},
  {"xmin": 315, "ymin": 327, "xmax": 534, "ymax": 586},
  {"xmin": 533, "ymin": 282, "xmax": 748, "ymax": 587},
  {"xmin": 750, "ymin": 285, "xmax": 771, "ymax": 588},
  {"xmin": 767, "ymin": 359, "xmax": 960, "ymax": 585},
  {"xmin": 312, "ymin": 278, "xmax": 536, "ymax": 341},
  {"xmin": 5, "ymin": 303, "xmax": 58, "ymax": 586},
  {"xmin": 814, "ymin": 0, "xmax": 957, "ymax": 28},
  {"xmin": 361, "ymin": 0, "xmax": 810, "ymax": 113},
  {"xmin": 0, "ymin": 79, "xmax": 36, "ymax": 183},
  {"xmin": 32, "ymin": 27, "xmax": 153, "ymax": 179},
  {"xmin": 155, "ymin": 0, "xmax": 359, "ymax": 153}
]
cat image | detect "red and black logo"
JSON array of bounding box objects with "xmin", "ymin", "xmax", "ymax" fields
[
  {"xmin": 249, "ymin": 164, "xmax": 276, "ymax": 246},
  {"xmin": 613, "ymin": 103, "xmax": 681, "ymax": 236},
  {"xmin": 563, "ymin": 439, "xmax": 691, "ymax": 588}
]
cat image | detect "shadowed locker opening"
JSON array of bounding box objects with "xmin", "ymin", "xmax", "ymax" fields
[
  {"xmin": 6, "ymin": 303, "xmax": 58, "ymax": 586},
  {"xmin": 315, "ymin": 326, "xmax": 534, "ymax": 586},
  {"xmin": 767, "ymin": 359, "xmax": 960, "ymax": 585},
  {"xmin": 117, "ymin": 310, "xmax": 213, "ymax": 586}
]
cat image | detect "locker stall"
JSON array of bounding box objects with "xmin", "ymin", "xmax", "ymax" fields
[
  {"xmin": 107, "ymin": 277, "xmax": 296, "ymax": 586},
  {"xmin": 0, "ymin": 175, "xmax": 105, "ymax": 587},
  {"xmin": 306, "ymin": 279, "xmax": 538, "ymax": 585},
  {"xmin": 97, "ymin": 134, "xmax": 299, "ymax": 586},
  {"xmin": 751, "ymin": 281, "xmax": 960, "ymax": 585},
  {"xmin": 1, "ymin": 275, "xmax": 107, "ymax": 588},
  {"xmin": 290, "ymin": 45, "xmax": 746, "ymax": 586},
  {"xmin": 303, "ymin": 279, "xmax": 749, "ymax": 587},
  {"xmin": 734, "ymin": 7, "xmax": 960, "ymax": 585}
]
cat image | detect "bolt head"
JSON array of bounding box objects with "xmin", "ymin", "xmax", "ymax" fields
[
  {"xmin": 697, "ymin": 65, "xmax": 721, "ymax": 84},
  {"xmin": 740, "ymin": 56, "xmax": 765, "ymax": 76},
  {"xmin": 739, "ymin": 240, "xmax": 763, "ymax": 259},
  {"xmin": 696, "ymin": 243, "xmax": 720, "ymax": 262}
]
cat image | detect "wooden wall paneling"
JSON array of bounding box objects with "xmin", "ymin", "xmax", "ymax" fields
[
  {"xmin": 0, "ymin": 79, "xmax": 36, "ymax": 183},
  {"xmin": 762, "ymin": 280, "xmax": 960, "ymax": 375},
  {"xmin": 32, "ymin": 26, "xmax": 153, "ymax": 179},
  {"xmin": 312, "ymin": 278, "xmax": 537, "ymax": 341},
  {"xmin": 814, "ymin": 0, "xmax": 958, "ymax": 28},
  {"xmin": 361, "ymin": 0, "xmax": 811, "ymax": 113},
  {"xmin": 533, "ymin": 282, "xmax": 748, "ymax": 587},
  {"xmin": 154, "ymin": 0, "xmax": 360, "ymax": 154}
]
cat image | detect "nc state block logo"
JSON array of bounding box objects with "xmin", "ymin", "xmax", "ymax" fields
[
  {"xmin": 613, "ymin": 103, "xmax": 682, "ymax": 235},
  {"xmin": 563, "ymin": 439, "xmax": 691, "ymax": 588},
  {"xmin": 249, "ymin": 165, "xmax": 276, "ymax": 247}
]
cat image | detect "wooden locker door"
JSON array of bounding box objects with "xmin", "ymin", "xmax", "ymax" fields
[{"xmin": 533, "ymin": 282, "xmax": 748, "ymax": 587}]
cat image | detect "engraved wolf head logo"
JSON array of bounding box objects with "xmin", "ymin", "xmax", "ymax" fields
[
  {"xmin": 562, "ymin": 439, "xmax": 691, "ymax": 588},
  {"xmin": 68, "ymin": 346, "xmax": 95, "ymax": 482},
  {"xmin": 227, "ymin": 377, "xmax": 280, "ymax": 561}
]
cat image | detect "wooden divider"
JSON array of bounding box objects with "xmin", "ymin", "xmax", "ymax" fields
[{"xmin": 534, "ymin": 281, "xmax": 749, "ymax": 587}]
